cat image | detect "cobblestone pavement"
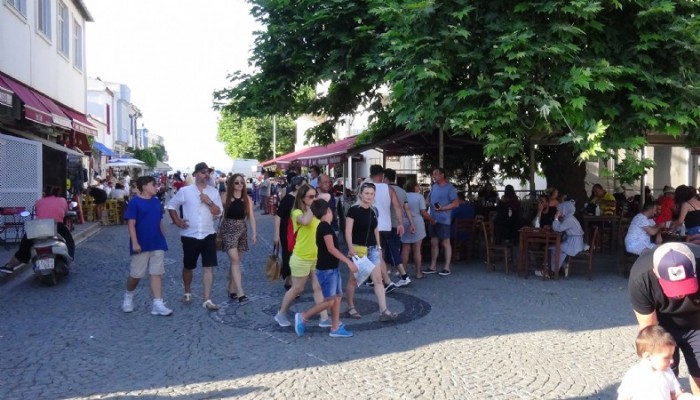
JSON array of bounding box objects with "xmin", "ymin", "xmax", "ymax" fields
[{"xmin": 0, "ymin": 210, "xmax": 686, "ymax": 399}]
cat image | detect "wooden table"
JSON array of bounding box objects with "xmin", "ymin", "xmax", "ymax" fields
[
  {"xmin": 661, "ymin": 232, "xmax": 688, "ymax": 243},
  {"xmin": 518, "ymin": 227, "xmax": 562, "ymax": 279},
  {"xmin": 582, "ymin": 215, "xmax": 623, "ymax": 250}
]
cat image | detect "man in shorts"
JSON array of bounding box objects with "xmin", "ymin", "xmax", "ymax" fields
[
  {"xmin": 423, "ymin": 167, "xmax": 458, "ymax": 276},
  {"xmin": 167, "ymin": 162, "xmax": 223, "ymax": 311},
  {"xmin": 629, "ymin": 242, "xmax": 700, "ymax": 395},
  {"xmin": 121, "ymin": 176, "xmax": 172, "ymax": 316}
]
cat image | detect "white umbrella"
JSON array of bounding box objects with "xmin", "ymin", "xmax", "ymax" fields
[{"xmin": 106, "ymin": 158, "xmax": 145, "ymax": 168}]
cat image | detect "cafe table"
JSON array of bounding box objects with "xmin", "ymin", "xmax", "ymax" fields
[{"xmin": 518, "ymin": 227, "xmax": 562, "ymax": 279}]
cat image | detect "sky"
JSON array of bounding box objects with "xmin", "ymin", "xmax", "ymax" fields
[{"xmin": 84, "ymin": 0, "xmax": 260, "ymax": 173}]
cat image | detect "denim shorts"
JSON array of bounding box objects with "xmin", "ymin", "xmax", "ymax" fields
[
  {"xmin": 353, "ymin": 244, "xmax": 380, "ymax": 266},
  {"xmin": 315, "ymin": 268, "xmax": 342, "ymax": 299}
]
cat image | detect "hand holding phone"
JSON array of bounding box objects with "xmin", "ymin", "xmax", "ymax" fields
[{"xmin": 434, "ymin": 202, "xmax": 441, "ymax": 210}]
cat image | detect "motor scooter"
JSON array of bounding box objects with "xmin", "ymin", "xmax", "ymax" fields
[{"xmin": 24, "ymin": 218, "xmax": 72, "ymax": 286}]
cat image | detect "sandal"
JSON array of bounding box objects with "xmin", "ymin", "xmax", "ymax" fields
[
  {"xmin": 378, "ymin": 309, "xmax": 398, "ymax": 322},
  {"xmin": 182, "ymin": 293, "xmax": 193, "ymax": 303},
  {"xmin": 229, "ymin": 292, "xmax": 238, "ymax": 300},
  {"xmin": 238, "ymin": 295, "xmax": 249, "ymax": 304},
  {"xmin": 346, "ymin": 307, "xmax": 362, "ymax": 319}
]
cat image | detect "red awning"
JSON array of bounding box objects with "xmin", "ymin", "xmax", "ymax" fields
[
  {"xmin": 0, "ymin": 75, "xmax": 13, "ymax": 107},
  {"xmin": 0, "ymin": 73, "xmax": 52, "ymax": 126},
  {"xmin": 296, "ymin": 135, "xmax": 359, "ymax": 167},
  {"xmin": 33, "ymin": 92, "xmax": 72, "ymax": 129},
  {"xmin": 260, "ymin": 146, "xmax": 318, "ymax": 167},
  {"xmin": 60, "ymin": 105, "xmax": 97, "ymax": 136}
]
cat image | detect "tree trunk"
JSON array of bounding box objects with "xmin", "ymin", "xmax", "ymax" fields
[{"xmin": 541, "ymin": 144, "xmax": 588, "ymax": 207}]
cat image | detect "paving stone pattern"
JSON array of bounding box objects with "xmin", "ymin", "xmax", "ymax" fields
[{"xmin": 0, "ymin": 210, "xmax": 690, "ymax": 399}]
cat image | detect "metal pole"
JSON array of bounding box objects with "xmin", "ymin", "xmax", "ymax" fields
[
  {"xmin": 439, "ymin": 125, "xmax": 444, "ymax": 168},
  {"xmin": 273, "ymin": 115, "xmax": 277, "ymax": 159},
  {"xmin": 640, "ymin": 147, "xmax": 646, "ymax": 209}
]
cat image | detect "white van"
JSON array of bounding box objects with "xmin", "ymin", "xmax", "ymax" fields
[{"xmin": 231, "ymin": 159, "xmax": 260, "ymax": 179}]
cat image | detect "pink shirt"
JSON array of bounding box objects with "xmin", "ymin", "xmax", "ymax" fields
[{"xmin": 35, "ymin": 196, "xmax": 68, "ymax": 223}]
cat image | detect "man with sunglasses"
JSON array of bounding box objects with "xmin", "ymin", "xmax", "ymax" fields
[
  {"xmin": 629, "ymin": 242, "xmax": 700, "ymax": 395},
  {"xmin": 167, "ymin": 162, "xmax": 223, "ymax": 311}
]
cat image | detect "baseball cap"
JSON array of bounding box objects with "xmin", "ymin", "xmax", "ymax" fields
[
  {"xmin": 653, "ymin": 242, "xmax": 699, "ymax": 298},
  {"xmin": 664, "ymin": 185, "xmax": 675, "ymax": 194},
  {"xmin": 193, "ymin": 162, "xmax": 213, "ymax": 173}
]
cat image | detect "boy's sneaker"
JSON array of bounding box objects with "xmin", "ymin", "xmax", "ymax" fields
[
  {"xmin": 274, "ymin": 311, "xmax": 291, "ymax": 327},
  {"xmin": 384, "ymin": 282, "xmax": 397, "ymax": 293},
  {"xmin": 329, "ymin": 325, "xmax": 353, "ymax": 338},
  {"xmin": 395, "ymin": 276, "xmax": 411, "ymax": 287},
  {"xmin": 294, "ymin": 313, "xmax": 305, "ymax": 337},
  {"xmin": 122, "ymin": 294, "xmax": 134, "ymax": 313},
  {"xmin": 151, "ymin": 300, "xmax": 173, "ymax": 316},
  {"xmin": 0, "ymin": 264, "xmax": 16, "ymax": 274},
  {"xmin": 318, "ymin": 318, "xmax": 332, "ymax": 328}
]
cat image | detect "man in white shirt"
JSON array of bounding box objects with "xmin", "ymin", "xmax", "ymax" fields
[
  {"xmin": 167, "ymin": 162, "xmax": 223, "ymax": 311},
  {"xmin": 625, "ymin": 202, "xmax": 662, "ymax": 255}
]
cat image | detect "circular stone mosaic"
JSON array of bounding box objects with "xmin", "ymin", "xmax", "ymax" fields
[{"xmin": 209, "ymin": 289, "xmax": 431, "ymax": 333}]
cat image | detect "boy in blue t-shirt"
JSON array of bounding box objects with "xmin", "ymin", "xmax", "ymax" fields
[
  {"xmin": 294, "ymin": 199, "xmax": 357, "ymax": 338},
  {"xmin": 121, "ymin": 176, "xmax": 172, "ymax": 316}
]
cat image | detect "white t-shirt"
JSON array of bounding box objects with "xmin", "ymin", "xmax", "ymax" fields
[
  {"xmin": 373, "ymin": 182, "xmax": 392, "ymax": 232},
  {"xmin": 625, "ymin": 213, "xmax": 657, "ymax": 255},
  {"xmin": 617, "ymin": 359, "xmax": 682, "ymax": 400}
]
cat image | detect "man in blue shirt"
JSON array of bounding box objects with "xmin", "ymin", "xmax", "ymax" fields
[{"xmin": 423, "ymin": 168, "xmax": 459, "ymax": 276}]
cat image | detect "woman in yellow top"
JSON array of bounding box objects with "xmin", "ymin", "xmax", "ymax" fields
[{"xmin": 274, "ymin": 184, "xmax": 329, "ymax": 327}]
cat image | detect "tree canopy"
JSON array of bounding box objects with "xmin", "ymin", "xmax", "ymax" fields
[
  {"xmin": 215, "ymin": 0, "xmax": 700, "ymax": 182},
  {"xmin": 216, "ymin": 112, "xmax": 296, "ymax": 161}
]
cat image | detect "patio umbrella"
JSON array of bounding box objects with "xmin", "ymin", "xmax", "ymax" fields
[{"xmin": 106, "ymin": 158, "xmax": 145, "ymax": 168}]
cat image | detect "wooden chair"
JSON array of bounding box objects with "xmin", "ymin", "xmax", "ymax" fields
[
  {"xmin": 452, "ymin": 218, "xmax": 478, "ymax": 262},
  {"xmin": 82, "ymin": 195, "xmax": 96, "ymax": 222},
  {"xmin": 565, "ymin": 226, "xmax": 599, "ymax": 280},
  {"xmin": 104, "ymin": 200, "xmax": 120, "ymax": 225},
  {"xmin": 482, "ymin": 220, "xmax": 511, "ymax": 274},
  {"xmin": 519, "ymin": 226, "xmax": 555, "ymax": 278}
]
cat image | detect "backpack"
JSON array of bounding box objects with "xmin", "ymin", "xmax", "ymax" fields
[{"xmin": 286, "ymin": 216, "xmax": 299, "ymax": 253}]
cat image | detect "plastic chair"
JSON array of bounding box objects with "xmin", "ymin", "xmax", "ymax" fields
[{"xmin": 104, "ymin": 200, "xmax": 120, "ymax": 225}]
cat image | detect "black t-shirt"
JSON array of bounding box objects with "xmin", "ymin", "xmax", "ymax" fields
[
  {"xmin": 346, "ymin": 205, "xmax": 378, "ymax": 246},
  {"xmin": 629, "ymin": 243, "xmax": 700, "ymax": 329},
  {"xmin": 316, "ymin": 221, "xmax": 339, "ymax": 270}
]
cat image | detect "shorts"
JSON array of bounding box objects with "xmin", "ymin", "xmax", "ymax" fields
[
  {"xmin": 315, "ymin": 268, "xmax": 342, "ymax": 299},
  {"xmin": 352, "ymin": 244, "xmax": 380, "ymax": 266},
  {"xmin": 289, "ymin": 253, "xmax": 316, "ymax": 278},
  {"xmin": 429, "ymin": 223, "xmax": 451, "ymax": 240},
  {"xmin": 666, "ymin": 327, "xmax": 700, "ymax": 377},
  {"xmin": 129, "ymin": 250, "xmax": 165, "ymax": 278},
  {"xmin": 181, "ymin": 234, "xmax": 218, "ymax": 269},
  {"xmin": 380, "ymin": 229, "xmax": 402, "ymax": 266}
]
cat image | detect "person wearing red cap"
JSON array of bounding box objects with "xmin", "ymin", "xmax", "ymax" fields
[{"xmin": 629, "ymin": 242, "xmax": 700, "ymax": 395}]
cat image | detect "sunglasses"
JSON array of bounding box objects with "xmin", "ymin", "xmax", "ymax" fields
[
  {"xmin": 360, "ymin": 183, "xmax": 376, "ymax": 190},
  {"xmin": 233, "ymin": 181, "xmax": 244, "ymax": 185}
]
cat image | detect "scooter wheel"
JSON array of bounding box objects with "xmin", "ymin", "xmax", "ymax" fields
[{"xmin": 41, "ymin": 272, "xmax": 58, "ymax": 286}]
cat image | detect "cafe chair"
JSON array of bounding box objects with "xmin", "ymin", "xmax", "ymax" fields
[
  {"xmin": 104, "ymin": 200, "xmax": 120, "ymax": 225},
  {"xmin": 564, "ymin": 226, "xmax": 599, "ymax": 280},
  {"xmin": 452, "ymin": 218, "xmax": 479, "ymax": 262},
  {"xmin": 482, "ymin": 220, "xmax": 511, "ymax": 274}
]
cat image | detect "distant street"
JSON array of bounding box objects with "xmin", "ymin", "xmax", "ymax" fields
[{"xmin": 0, "ymin": 209, "xmax": 680, "ymax": 399}]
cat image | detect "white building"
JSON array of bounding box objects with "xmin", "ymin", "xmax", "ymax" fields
[{"xmin": 0, "ymin": 0, "xmax": 96, "ymax": 210}]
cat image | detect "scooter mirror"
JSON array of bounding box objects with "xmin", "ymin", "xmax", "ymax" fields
[
  {"xmin": 19, "ymin": 211, "xmax": 31, "ymax": 217},
  {"xmin": 70, "ymin": 201, "xmax": 78, "ymax": 207}
]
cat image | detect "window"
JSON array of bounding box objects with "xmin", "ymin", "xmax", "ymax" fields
[
  {"xmin": 57, "ymin": 1, "xmax": 68, "ymax": 56},
  {"xmin": 73, "ymin": 19, "xmax": 83, "ymax": 70},
  {"xmin": 37, "ymin": 0, "xmax": 51, "ymax": 39},
  {"xmin": 5, "ymin": 0, "xmax": 27, "ymax": 17}
]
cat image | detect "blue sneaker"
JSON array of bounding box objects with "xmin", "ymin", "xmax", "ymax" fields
[
  {"xmin": 294, "ymin": 313, "xmax": 305, "ymax": 337},
  {"xmin": 318, "ymin": 318, "xmax": 332, "ymax": 328},
  {"xmin": 329, "ymin": 325, "xmax": 353, "ymax": 338}
]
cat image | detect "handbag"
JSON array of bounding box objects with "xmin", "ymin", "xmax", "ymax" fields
[
  {"xmin": 265, "ymin": 244, "xmax": 281, "ymax": 281},
  {"xmin": 215, "ymin": 218, "xmax": 223, "ymax": 251},
  {"xmin": 286, "ymin": 216, "xmax": 300, "ymax": 253}
]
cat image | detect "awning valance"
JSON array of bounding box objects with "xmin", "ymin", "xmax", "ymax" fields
[
  {"xmin": 0, "ymin": 73, "xmax": 52, "ymax": 126},
  {"xmin": 296, "ymin": 135, "xmax": 359, "ymax": 167},
  {"xmin": 93, "ymin": 141, "xmax": 116, "ymax": 157},
  {"xmin": 261, "ymin": 146, "xmax": 317, "ymax": 167},
  {"xmin": 60, "ymin": 106, "xmax": 97, "ymax": 136},
  {"xmin": 33, "ymin": 91, "xmax": 72, "ymax": 129}
]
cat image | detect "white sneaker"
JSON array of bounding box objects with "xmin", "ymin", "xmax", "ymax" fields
[
  {"xmin": 151, "ymin": 300, "xmax": 173, "ymax": 316},
  {"xmin": 395, "ymin": 277, "xmax": 411, "ymax": 287},
  {"xmin": 122, "ymin": 294, "xmax": 134, "ymax": 313},
  {"xmin": 202, "ymin": 299, "xmax": 219, "ymax": 311}
]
